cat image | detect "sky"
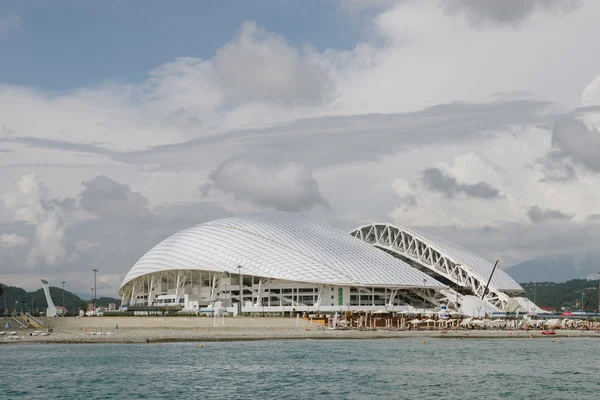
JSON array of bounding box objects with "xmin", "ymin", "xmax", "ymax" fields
[{"xmin": 1, "ymin": 0, "xmax": 600, "ymax": 296}]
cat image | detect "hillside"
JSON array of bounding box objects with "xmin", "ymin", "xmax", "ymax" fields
[
  {"xmin": 0, "ymin": 283, "xmax": 120, "ymax": 316},
  {"xmin": 521, "ymin": 279, "xmax": 600, "ymax": 311}
]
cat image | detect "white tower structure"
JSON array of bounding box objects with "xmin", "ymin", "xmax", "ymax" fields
[{"xmin": 41, "ymin": 279, "xmax": 57, "ymax": 317}]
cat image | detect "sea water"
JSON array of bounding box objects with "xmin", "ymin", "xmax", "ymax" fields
[{"xmin": 1, "ymin": 338, "xmax": 599, "ymax": 399}]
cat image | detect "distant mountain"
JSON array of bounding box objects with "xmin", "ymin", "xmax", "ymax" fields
[{"xmin": 506, "ymin": 253, "xmax": 600, "ymax": 283}]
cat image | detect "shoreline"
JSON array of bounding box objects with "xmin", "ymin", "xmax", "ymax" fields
[
  {"xmin": 3, "ymin": 316, "xmax": 599, "ymax": 345},
  {"xmin": 3, "ymin": 328, "xmax": 600, "ymax": 345}
]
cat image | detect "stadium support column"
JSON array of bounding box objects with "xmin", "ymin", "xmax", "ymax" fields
[
  {"xmin": 174, "ymin": 272, "xmax": 188, "ymax": 306},
  {"xmin": 147, "ymin": 275, "xmax": 155, "ymax": 306},
  {"xmin": 256, "ymin": 278, "xmax": 263, "ymax": 307},
  {"xmin": 210, "ymin": 273, "xmax": 217, "ymax": 303},
  {"xmin": 387, "ymin": 289, "xmax": 398, "ymax": 309},
  {"xmin": 174, "ymin": 272, "xmax": 181, "ymax": 307},
  {"xmin": 130, "ymin": 283, "xmax": 136, "ymax": 306},
  {"xmin": 316, "ymin": 285, "xmax": 324, "ymax": 309}
]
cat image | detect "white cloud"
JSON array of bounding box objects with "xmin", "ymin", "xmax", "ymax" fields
[
  {"xmin": 0, "ymin": 14, "xmax": 22, "ymax": 35},
  {"xmin": 1, "ymin": 173, "xmax": 48, "ymax": 224},
  {"xmin": 440, "ymin": 0, "xmax": 582, "ymax": 27},
  {"xmin": 339, "ymin": 0, "xmax": 403, "ymax": 13},
  {"xmin": 203, "ymin": 157, "xmax": 330, "ymax": 212},
  {"xmin": 27, "ymin": 211, "xmax": 66, "ymax": 266},
  {"xmin": 582, "ymin": 74, "xmax": 600, "ymax": 106},
  {"xmin": 550, "ymin": 108, "xmax": 600, "ymax": 172},
  {"xmin": 390, "ymin": 125, "xmax": 600, "ymax": 228},
  {"xmin": 0, "ymin": 233, "xmax": 28, "ymax": 247},
  {"xmin": 213, "ymin": 21, "xmax": 333, "ymax": 106},
  {"xmin": 1, "ymin": 174, "xmax": 68, "ymax": 267}
]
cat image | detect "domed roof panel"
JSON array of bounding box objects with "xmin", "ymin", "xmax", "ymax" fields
[{"xmin": 121, "ymin": 212, "xmax": 445, "ymax": 290}]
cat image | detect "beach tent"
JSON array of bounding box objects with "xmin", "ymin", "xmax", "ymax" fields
[{"xmin": 544, "ymin": 319, "xmax": 559, "ymax": 328}]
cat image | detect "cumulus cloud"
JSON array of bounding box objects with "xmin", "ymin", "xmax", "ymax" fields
[
  {"xmin": 550, "ymin": 109, "xmax": 600, "ymax": 172},
  {"xmin": 440, "ymin": 0, "xmax": 582, "ymax": 27},
  {"xmin": 389, "ymin": 125, "xmax": 600, "ymax": 232},
  {"xmin": 0, "ymin": 233, "xmax": 28, "ymax": 247},
  {"xmin": 582, "ymin": 74, "xmax": 600, "ymax": 106},
  {"xmin": 0, "ymin": 14, "xmax": 22, "ymax": 35},
  {"xmin": 0, "ymin": 173, "xmax": 48, "ymax": 224},
  {"xmin": 213, "ymin": 22, "xmax": 333, "ymax": 106},
  {"xmin": 203, "ymin": 157, "xmax": 330, "ymax": 212},
  {"xmin": 1, "ymin": 174, "xmax": 67, "ymax": 267},
  {"xmin": 27, "ymin": 211, "xmax": 66, "ymax": 266},
  {"xmin": 79, "ymin": 175, "xmax": 152, "ymax": 220},
  {"xmin": 527, "ymin": 205, "xmax": 574, "ymax": 223},
  {"xmin": 538, "ymin": 151, "xmax": 578, "ymax": 182},
  {"xmin": 422, "ymin": 167, "xmax": 501, "ymax": 199}
]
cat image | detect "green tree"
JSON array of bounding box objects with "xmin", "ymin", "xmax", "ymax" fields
[{"xmin": 0, "ymin": 283, "xmax": 5, "ymax": 297}]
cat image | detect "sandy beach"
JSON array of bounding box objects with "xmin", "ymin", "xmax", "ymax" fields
[{"xmin": 2, "ymin": 316, "xmax": 600, "ymax": 344}]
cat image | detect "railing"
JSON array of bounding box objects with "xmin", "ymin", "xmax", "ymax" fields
[
  {"xmin": 25, "ymin": 313, "xmax": 44, "ymax": 328},
  {"xmin": 11, "ymin": 316, "xmax": 27, "ymax": 328}
]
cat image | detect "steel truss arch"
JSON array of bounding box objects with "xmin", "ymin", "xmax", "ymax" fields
[{"xmin": 350, "ymin": 223, "xmax": 514, "ymax": 311}]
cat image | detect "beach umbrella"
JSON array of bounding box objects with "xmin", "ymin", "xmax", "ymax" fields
[
  {"xmin": 423, "ymin": 318, "xmax": 435, "ymax": 327},
  {"xmin": 410, "ymin": 319, "xmax": 422, "ymax": 324}
]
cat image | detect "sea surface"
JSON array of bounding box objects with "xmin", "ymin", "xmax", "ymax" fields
[{"xmin": 1, "ymin": 338, "xmax": 599, "ymax": 399}]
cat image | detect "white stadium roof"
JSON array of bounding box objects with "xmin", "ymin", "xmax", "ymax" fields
[
  {"xmin": 399, "ymin": 226, "xmax": 522, "ymax": 292},
  {"xmin": 120, "ymin": 212, "xmax": 445, "ymax": 290}
]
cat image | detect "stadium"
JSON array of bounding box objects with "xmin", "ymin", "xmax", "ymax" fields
[{"xmin": 119, "ymin": 211, "xmax": 530, "ymax": 316}]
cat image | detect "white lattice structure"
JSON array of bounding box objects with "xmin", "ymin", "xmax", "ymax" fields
[
  {"xmin": 349, "ymin": 223, "xmax": 524, "ymax": 311},
  {"xmin": 119, "ymin": 212, "xmax": 446, "ymax": 314}
]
